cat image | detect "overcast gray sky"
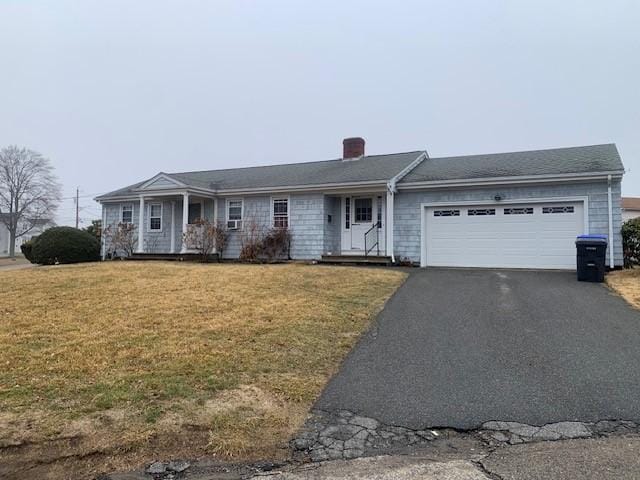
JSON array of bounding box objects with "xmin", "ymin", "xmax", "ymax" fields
[{"xmin": 1, "ymin": 0, "xmax": 638, "ymax": 227}]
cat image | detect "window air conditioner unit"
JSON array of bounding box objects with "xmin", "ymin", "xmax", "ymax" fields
[{"xmin": 227, "ymin": 220, "xmax": 240, "ymax": 230}]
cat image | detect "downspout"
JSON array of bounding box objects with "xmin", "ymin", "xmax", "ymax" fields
[
  {"xmin": 386, "ymin": 181, "xmax": 396, "ymax": 263},
  {"xmin": 607, "ymin": 174, "xmax": 615, "ymax": 269},
  {"xmin": 384, "ymin": 151, "xmax": 428, "ymax": 264}
]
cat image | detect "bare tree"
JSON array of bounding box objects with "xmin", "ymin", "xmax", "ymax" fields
[
  {"xmin": 183, "ymin": 219, "xmax": 228, "ymax": 262},
  {"xmin": 104, "ymin": 222, "xmax": 138, "ymax": 258},
  {"xmin": 0, "ymin": 146, "xmax": 61, "ymax": 257}
]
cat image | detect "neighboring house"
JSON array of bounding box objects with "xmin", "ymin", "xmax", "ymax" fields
[
  {"xmin": 95, "ymin": 138, "xmax": 625, "ymax": 269},
  {"xmin": 0, "ymin": 215, "xmax": 51, "ymax": 256},
  {"xmin": 622, "ymin": 197, "xmax": 640, "ymax": 222}
]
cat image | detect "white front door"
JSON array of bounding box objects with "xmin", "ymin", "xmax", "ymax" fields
[
  {"xmin": 424, "ymin": 201, "xmax": 585, "ymax": 269},
  {"xmin": 351, "ymin": 197, "xmax": 375, "ymax": 250}
]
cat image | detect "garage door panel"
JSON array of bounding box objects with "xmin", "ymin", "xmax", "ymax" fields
[{"xmin": 425, "ymin": 202, "xmax": 583, "ymax": 269}]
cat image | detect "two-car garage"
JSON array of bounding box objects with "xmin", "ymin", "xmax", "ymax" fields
[{"xmin": 423, "ymin": 201, "xmax": 585, "ymax": 269}]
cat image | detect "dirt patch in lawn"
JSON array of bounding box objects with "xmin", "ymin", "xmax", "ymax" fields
[
  {"xmin": 0, "ymin": 262, "xmax": 406, "ymax": 479},
  {"xmin": 606, "ymin": 268, "xmax": 640, "ymax": 309}
]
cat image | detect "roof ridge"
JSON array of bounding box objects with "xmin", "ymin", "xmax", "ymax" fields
[
  {"xmin": 168, "ymin": 150, "xmax": 425, "ymax": 177},
  {"xmin": 428, "ymin": 143, "xmax": 617, "ymax": 161}
]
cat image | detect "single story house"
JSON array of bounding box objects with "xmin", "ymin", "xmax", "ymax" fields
[
  {"xmin": 96, "ymin": 138, "xmax": 625, "ymax": 269},
  {"xmin": 0, "ymin": 215, "xmax": 51, "ymax": 257},
  {"xmin": 622, "ymin": 197, "xmax": 640, "ymax": 222}
]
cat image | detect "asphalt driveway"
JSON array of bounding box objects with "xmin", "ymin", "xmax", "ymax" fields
[{"xmin": 315, "ymin": 268, "xmax": 640, "ymax": 430}]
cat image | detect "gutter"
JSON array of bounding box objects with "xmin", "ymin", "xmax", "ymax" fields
[{"xmin": 398, "ymin": 171, "xmax": 625, "ymax": 190}]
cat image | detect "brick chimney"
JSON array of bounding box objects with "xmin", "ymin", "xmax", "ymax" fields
[{"xmin": 343, "ymin": 137, "xmax": 365, "ymax": 159}]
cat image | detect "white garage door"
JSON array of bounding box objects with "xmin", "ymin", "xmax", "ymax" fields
[{"xmin": 425, "ymin": 202, "xmax": 584, "ymax": 269}]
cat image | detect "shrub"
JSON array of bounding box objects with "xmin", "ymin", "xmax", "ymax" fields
[
  {"xmin": 622, "ymin": 218, "xmax": 640, "ymax": 268},
  {"xmin": 261, "ymin": 227, "xmax": 291, "ymax": 261},
  {"xmin": 31, "ymin": 227, "xmax": 100, "ymax": 265},
  {"xmin": 103, "ymin": 222, "xmax": 137, "ymax": 258},
  {"xmin": 239, "ymin": 220, "xmax": 263, "ymax": 262},
  {"xmin": 238, "ymin": 220, "xmax": 291, "ymax": 262},
  {"xmin": 20, "ymin": 236, "xmax": 39, "ymax": 263},
  {"xmin": 183, "ymin": 219, "xmax": 228, "ymax": 262}
]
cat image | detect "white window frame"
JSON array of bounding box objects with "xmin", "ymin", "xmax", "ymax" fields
[
  {"xmin": 120, "ymin": 204, "xmax": 134, "ymax": 224},
  {"xmin": 271, "ymin": 196, "xmax": 290, "ymax": 228},
  {"xmin": 226, "ymin": 198, "xmax": 244, "ymax": 229},
  {"xmin": 148, "ymin": 202, "xmax": 163, "ymax": 232}
]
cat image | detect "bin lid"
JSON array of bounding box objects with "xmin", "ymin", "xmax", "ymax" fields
[{"xmin": 576, "ymin": 234, "xmax": 608, "ymax": 244}]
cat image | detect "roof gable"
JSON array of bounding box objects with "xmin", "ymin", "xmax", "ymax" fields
[{"xmin": 139, "ymin": 173, "xmax": 187, "ymax": 190}]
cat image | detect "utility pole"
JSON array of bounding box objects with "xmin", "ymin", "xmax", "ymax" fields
[{"xmin": 75, "ymin": 187, "xmax": 79, "ymax": 229}]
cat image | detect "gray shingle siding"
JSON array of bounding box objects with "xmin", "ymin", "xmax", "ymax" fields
[
  {"xmin": 290, "ymin": 193, "xmax": 325, "ymax": 260},
  {"xmin": 393, "ymin": 180, "xmax": 623, "ymax": 267},
  {"xmin": 216, "ymin": 193, "xmax": 325, "ymax": 260},
  {"xmin": 323, "ymin": 196, "xmax": 342, "ymax": 255}
]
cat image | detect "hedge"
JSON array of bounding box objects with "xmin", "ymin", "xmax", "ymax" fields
[
  {"xmin": 622, "ymin": 218, "xmax": 640, "ymax": 268},
  {"xmin": 30, "ymin": 227, "xmax": 100, "ymax": 265}
]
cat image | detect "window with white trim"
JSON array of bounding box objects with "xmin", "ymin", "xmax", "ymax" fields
[
  {"xmin": 354, "ymin": 198, "xmax": 373, "ymax": 222},
  {"xmin": 273, "ymin": 198, "xmax": 289, "ymax": 228},
  {"xmin": 504, "ymin": 207, "xmax": 534, "ymax": 215},
  {"xmin": 377, "ymin": 196, "xmax": 382, "ymax": 228},
  {"xmin": 121, "ymin": 204, "xmax": 133, "ymax": 224},
  {"xmin": 434, "ymin": 209, "xmax": 460, "ymax": 217},
  {"xmin": 345, "ymin": 197, "xmax": 351, "ymax": 229},
  {"xmin": 149, "ymin": 203, "xmax": 162, "ymax": 230},
  {"xmin": 542, "ymin": 206, "xmax": 574, "ymax": 214},
  {"xmin": 227, "ymin": 199, "xmax": 243, "ymax": 229},
  {"xmin": 468, "ymin": 208, "xmax": 496, "ymax": 216}
]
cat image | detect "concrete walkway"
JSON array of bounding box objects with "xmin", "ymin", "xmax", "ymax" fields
[{"xmin": 0, "ymin": 262, "xmax": 34, "ymax": 272}]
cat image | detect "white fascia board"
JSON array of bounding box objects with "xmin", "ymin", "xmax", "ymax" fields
[
  {"xmin": 96, "ymin": 187, "xmax": 217, "ymax": 203},
  {"xmin": 398, "ymin": 171, "xmax": 624, "ymax": 190},
  {"xmin": 215, "ymin": 180, "xmax": 388, "ymax": 196}
]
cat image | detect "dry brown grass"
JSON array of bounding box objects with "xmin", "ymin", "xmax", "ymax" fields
[
  {"xmin": 607, "ymin": 268, "xmax": 640, "ymax": 309},
  {"xmin": 0, "ymin": 262, "xmax": 405, "ymax": 479}
]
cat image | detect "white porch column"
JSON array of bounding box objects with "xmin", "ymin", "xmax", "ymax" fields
[
  {"xmin": 170, "ymin": 201, "xmax": 176, "ymax": 253},
  {"xmin": 136, "ymin": 196, "xmax": 145, "ymax": 253},
  {"xmin": 180, "ymin": 192, "xmax": 189, "ymax": 253},
  {"xmin": 386, "ymin": 188, "xmax": 394, "ymax": 262}
]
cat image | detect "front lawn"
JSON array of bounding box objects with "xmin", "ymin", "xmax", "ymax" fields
[
  {"xmin": 0, "ymin": 262, "xmax": 406, "ymax": 479},
  {"xmin": 607, "ymin": 267, "xmax": 640, "ymax": 309}
]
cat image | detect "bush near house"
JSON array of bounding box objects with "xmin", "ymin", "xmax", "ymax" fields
[
  {"xmin": 20, "ymin": 236, "xmax": 38, "ymax": 262},
  {"xmin": 30, "ymin": 226, "xmax": 100, "ymax": 265},
  {"xmin": 622, "ymin": 218, "xmax": 640, "ymax": 268},
  {"xmin": 240, "ymin": 220, "xmax": 291, "ymax": 262}
]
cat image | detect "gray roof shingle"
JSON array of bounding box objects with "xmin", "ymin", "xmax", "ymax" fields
[
  {"xmin": 96, "ymin": 144, "xmax": 624, "ymax": 200},
  {"xmin": 400, "ymin": 144, "xmax": 623, "ymax": 184},
  {"xmin": 97, "ymin": 151, "xmax": 424, "ymax": 199}
]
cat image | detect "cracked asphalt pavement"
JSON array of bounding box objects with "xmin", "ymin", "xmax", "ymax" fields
[
  {"xmin": 251, "ymin": 435, "xmax": 640, "ymax": 480},
  {"xmin": 316, "ymin": 268, "xmax": 640, "ymax": 429}
]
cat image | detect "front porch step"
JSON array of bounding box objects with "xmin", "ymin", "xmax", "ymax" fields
[
  {"xmin": 319, "ymin": 255, "xmax": 392, "ymax": 266},
  {"xmin": 126, "ymin": 252, "xmax": 219, "ymax": 262}
]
